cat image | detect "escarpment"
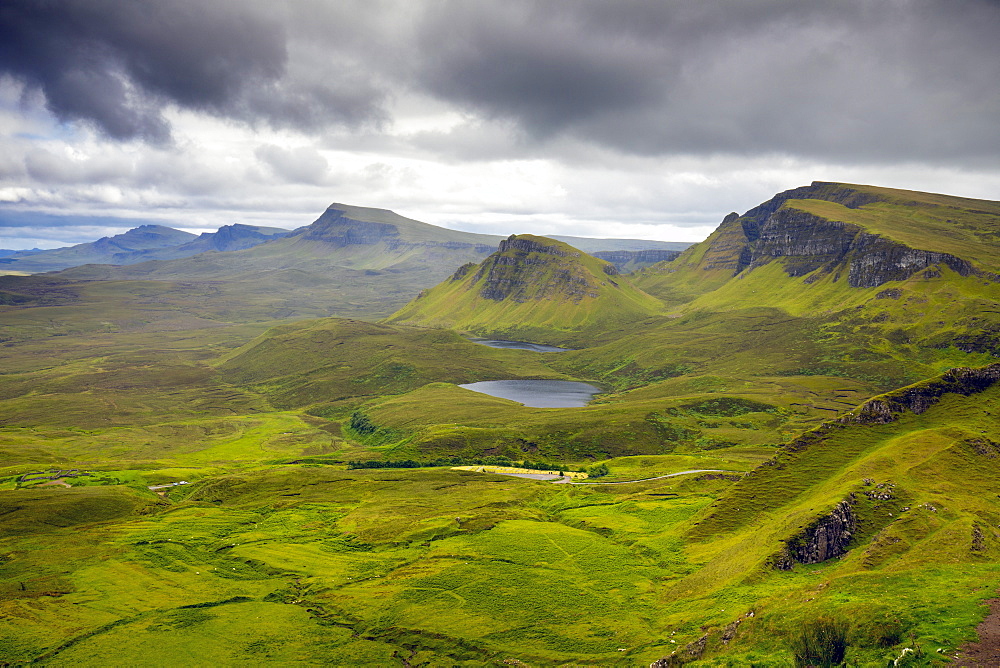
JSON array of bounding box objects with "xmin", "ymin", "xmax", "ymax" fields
[
  {"xmin": 300, "ymin": 206, "xmax": 496, "ymax": 254},
  {"xmin": 694, "ymin": 182, "xmax": 991, "ymax": 288},
  {"xmin": 840, "ymin": 363, "xmax": 1000, "ymax": 424},
  {"xmin": 592, "ymin": 249, "xmax": 682, "ymax": 272},
  {"xmin": 473, "ymin": 235, "xmax": 599, "ymax": 303}
]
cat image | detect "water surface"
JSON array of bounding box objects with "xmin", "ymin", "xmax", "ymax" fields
[
  {"xmin": 458, "ymin": 379, "xmax": 601, "ymax": 407},
  {"xmin": 471, "ymin": 339, "xmax": 573, "ymax": 352}
]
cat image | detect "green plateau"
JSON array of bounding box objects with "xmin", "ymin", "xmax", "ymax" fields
[{"xmin": 2, "ymin": 182, "xmax": 1000, "ymax": 665}]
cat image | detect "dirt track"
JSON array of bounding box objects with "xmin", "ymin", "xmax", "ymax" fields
[{"xmin": 955, "ymin": 597, "xmax": 1000, "ymax": 667}]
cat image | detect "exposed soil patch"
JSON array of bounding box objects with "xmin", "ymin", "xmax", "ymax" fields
[
  {"xmin": 37, "ymin": 479, "xmax": 71, "ymax": 488},
  {"xmin": 955, "ymin": 597, "xmax": 1000, "ymax": 667}
]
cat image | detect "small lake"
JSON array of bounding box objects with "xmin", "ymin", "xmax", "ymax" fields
[
  {"xmin": 471, "ymin": 339, "xmax": 573, "ymax": 353},
  {"xmin": 458, "ymin": 380, "xmax": 601, "ymax": 408}
]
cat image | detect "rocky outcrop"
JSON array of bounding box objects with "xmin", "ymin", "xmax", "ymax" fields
[
  {"xmin": 700, "ymin": 181, "xmax": 988, "ymax": 288},
  {"xmin": 473, "ymin": 235, "xmax": 601, "ymax": 303},
  {"xmin": 300, "ymin": 210, "xmax": 400, "ymax": 246},
  {"xmin": 839, "ymin": 363, "xmax": 1000, "ymax": 424},
  {"xmin": 846, "ymin": 232, "xmax": 974, "ymax": 287},
  {"xmin": 450, "ymin": 262, "xmax": 477, "ymax": 281},
  {"xmin": 775, "ymin": 500, "xmax": 857, "ymax": 569},
  {"xmin": 497, "ymin": 235, "xmax": 575, "ymax": 257}
]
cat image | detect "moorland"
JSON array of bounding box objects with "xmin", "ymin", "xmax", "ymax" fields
[{"xmin": 2, "ymin": 181, "xmax": 1000, "ymax": 666}]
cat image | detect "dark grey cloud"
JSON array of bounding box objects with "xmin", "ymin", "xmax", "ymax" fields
[
  {"xmin": 0, "ymin": 0, "xmax": 386, "ymax": 142},
  {"xmin": 3, "ymin": 0, "xmax": 1000, "ymax": 167},
  {"xmin": 410, "ymin": 0, "xmax": 1000, "ymax": 164}
]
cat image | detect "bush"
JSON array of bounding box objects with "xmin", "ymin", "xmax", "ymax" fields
[
  {"xmin": 587, "ymin": 463, "xmax": 610, "ymax": 478},
  {"xmin": 348, "ymin": 410, "xmax": 377, "ymax": 435},
  {"xmin": 792, "ymin": 616, "xmax": 849, "ymax": 667}
]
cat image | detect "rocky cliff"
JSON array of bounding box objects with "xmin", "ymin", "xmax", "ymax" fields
[
  {"xmin": 839, "ymin": 363, "xmax": 1000, "ymax": 424},
  {"xmin": 774, "ymin": 500, "xmax": 857, "ymax": 569},
  {"xmin": 681, "ymin": 181, "xmax": 996, "ymax": 288}
]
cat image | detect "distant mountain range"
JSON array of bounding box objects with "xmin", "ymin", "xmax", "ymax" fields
[
  {"xmin": 0, "ymin": 206, "xmax": 691, "ymax": 277},
  {"xmin": 0, "ymin": 204, "xmax": 689, "ymax": 321},
  {"xmin": 0, "ymin": 223, "xmax": 290, "ymax": 273}
]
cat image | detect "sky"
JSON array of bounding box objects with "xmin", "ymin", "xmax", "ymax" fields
[{"xmin": 1, "ymin": 0, "xmax": 999, "ymax": 250}]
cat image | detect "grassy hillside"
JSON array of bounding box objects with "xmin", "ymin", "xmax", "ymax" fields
[
  {"xmin": 3, "ymin": 366, "xmax": 999, "ymax": 665},
  {"xmin": 387, "ymin": 234, "xmax": 662, "ymax": 343}
]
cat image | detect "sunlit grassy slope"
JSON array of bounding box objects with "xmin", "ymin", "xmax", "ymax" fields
[
  {"xmin": 3, "ymin": 370, "xmax": 1000, "ymax": 665},
  {"xmin": 386, "ymin": 234, "xmax": 662, "ymax": 343}
]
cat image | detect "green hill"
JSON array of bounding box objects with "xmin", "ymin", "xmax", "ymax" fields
[{"xmin": 386, "ymin": 234, "xmax": 662, "ymax": 343}]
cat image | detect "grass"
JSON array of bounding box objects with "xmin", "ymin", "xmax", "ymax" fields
[
  {"xmin": 2, "ymin": 378, "xmax": 1000, "ymax": 664},
  {"xmin": 3, "ymin": 183, "xmax": 1000, "ymax": 663}
]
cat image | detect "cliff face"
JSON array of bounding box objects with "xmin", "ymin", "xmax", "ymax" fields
[
  {"xmin": 591, "ymin": 249, "xmax": 681, "ymax": 272},
  {"xmin": 473, "ymin": 235, "xmax": 601, "ymax": 303},
  {"xmin": 775, "ymin": 500, "xmax": 857, "ymax": 569},
  {"xmin": 693, "ymin": 182, "xmax": 987, "ymax": 288},
  {"xmin": 839, "ymin": 363, "xmax": 1000, "ymax": 424}
]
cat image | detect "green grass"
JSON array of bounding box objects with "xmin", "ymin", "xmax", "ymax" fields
[{"xmin": 4, "ymin": 183, "xmax": 1000, "ymax": 663}]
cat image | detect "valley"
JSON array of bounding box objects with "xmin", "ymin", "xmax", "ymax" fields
[{"xmin": 2, "ymin": 182, "xmax": 1000, "ymax": 665}]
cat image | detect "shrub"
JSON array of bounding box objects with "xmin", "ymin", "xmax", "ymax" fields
[
  {"xmin": 792, "ymin": 616, "xmax": 849, "ymax": 667},
  {"xmin": 587, "ymin": 463, "xmax": 610, "ymax": 478},
  {"xmin": 348, "ymin": 410, "xmax": 376, "ymax": 435}
]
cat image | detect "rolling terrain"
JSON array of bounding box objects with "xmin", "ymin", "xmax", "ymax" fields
[{"xmin": 2, "ymin": 182, "xmax": 1000, "ymax": 665}]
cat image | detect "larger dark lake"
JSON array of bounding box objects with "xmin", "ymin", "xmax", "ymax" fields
[
  {"xmin": 458, "ymin": 380, "xmax": 601, "ymax": 408},
  {"xmin": 471, "ymin": 339, "xmax": 573, "ymax": 352}
]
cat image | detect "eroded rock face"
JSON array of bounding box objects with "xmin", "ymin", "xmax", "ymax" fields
[
  {"xmin": 776, "ymin": 500, "xmax": 857, "ymax": 570},
  {"xmin": 846, "ymin": 232, "xmax": 973, "ymax": 287},
  {"xmin": 840, "ymin": 363, "xmax": 1000, "ymax": 424},
  {"xmin": 472, "ymin": 235, "xmax": 601, "ymax": 303},
  {"xmin": 703, "ymin": 182, "xmax": 987, "ymax": 288},
  {"xmin": 497, "ymin": 235, "xmax": 575, "ymax": 257}
]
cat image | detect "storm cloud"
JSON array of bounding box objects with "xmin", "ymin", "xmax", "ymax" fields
[
  {"xmin": 0, "ymin": 0, "xmax": 387, "ymax": 142},
  {"xmin": 410, "ymin": 0, "xmax": 1000, "ymax": 163},
  {"xmin": 3, "ymin": 0, "xmax": 999, "ymax": 164}
]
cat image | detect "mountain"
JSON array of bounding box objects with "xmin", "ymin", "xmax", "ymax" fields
[
  {"xmin": 45, "ymin": 204, "xmax": 503, "ymax": 321},
  {"xmin": 0, "ymin": 224, "xmax": 197, "ymax": 273},
  {"xmin": 386, "ymin": 234, "xmax": 662, "ymax": 342},
  {"xmin": 636, "ymin": 181, "xmax": 1000, "ymax": 306},
  {"xmin": 142, "ymin": 223, "xmax": 290, "ymax": 259},
  {"xmin": 0, "ymin": 224, "xmax": 291, "ymax": 273},
  {"xmin": 0, "ymin": 248, "xmax": 42, "ymax": 259}
]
